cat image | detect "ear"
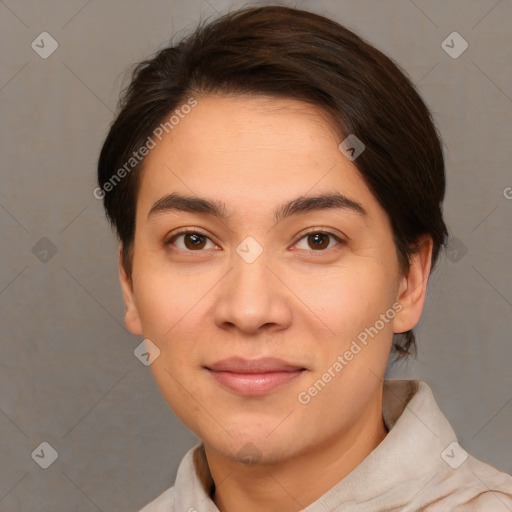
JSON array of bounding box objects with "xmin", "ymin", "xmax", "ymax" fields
[
  {"xmin": 393, "ymin": 234, "xmax": 433, "ymax": 334},
  {"xmin": 118, "ymin": 241, "xmax": 143, "ymax": 336}
]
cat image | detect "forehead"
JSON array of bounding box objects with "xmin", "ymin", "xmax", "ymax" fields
[
  {"xmin": 158, "ymin": 93, "xmax": 343, "ymax": 157},
  {"xmin": 136, "ymin": 94, "xmax": 381, "ymax": 222}
]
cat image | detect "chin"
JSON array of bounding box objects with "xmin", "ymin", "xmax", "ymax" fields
[{"xmin": 203, "ymin": 427, "xmax": 303, "ymax": 466}]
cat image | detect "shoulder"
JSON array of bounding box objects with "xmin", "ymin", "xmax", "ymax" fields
[
  {"xmin": 425, "ymin": 454, "xmax": 512, "ymax": 511},
  {"xmin": 138, "ymin": 485, "xmax": 175, "ymax": 512}
]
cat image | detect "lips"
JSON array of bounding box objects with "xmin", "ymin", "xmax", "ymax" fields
[{"xmin": 205, "ymin": 357, "xmax": 306, "ymax": 396}]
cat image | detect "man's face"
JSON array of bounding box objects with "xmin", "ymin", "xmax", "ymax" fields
[{"xmin": 121, "ymin": 93, "xmax": 410, "ymax": 464}]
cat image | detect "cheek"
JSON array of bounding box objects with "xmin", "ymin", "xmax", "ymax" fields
[
  {"xmin": 132, "ymin": 261, "xmax": 213, "ymax": 340},
  {"xmin": 131, "ymin": 265, "xmax": 214, "ymax": 394},
  {"xmin": 287, "ymin": 260, "xmax": 395, "ymax": 341},
  {"xmin": 149, "ymin": 358, "xmax": 205, "ymax": 436}
]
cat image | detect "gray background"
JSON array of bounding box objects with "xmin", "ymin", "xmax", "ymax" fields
[{"xmin": 0, "ymin": 0, "xmax": 511, "ymax": 510}]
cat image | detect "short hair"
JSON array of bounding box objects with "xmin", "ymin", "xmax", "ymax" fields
[{"xmin": 97, "ymin": 5, "xmax": 449, "ymax": 359}]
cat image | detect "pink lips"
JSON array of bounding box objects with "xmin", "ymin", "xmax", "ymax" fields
[{"xmin": 205, "ymin": 357, "xmax": 306, "ymax": 396}]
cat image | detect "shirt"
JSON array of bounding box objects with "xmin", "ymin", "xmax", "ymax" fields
[{"xmin": 139, "ymin": 380, "xmax": 512, "ymax": 511}]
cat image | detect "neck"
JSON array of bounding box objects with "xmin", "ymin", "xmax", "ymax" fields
[{"xmin": 205, "ymin": 389, "xmax": 388, "ymax": 512}]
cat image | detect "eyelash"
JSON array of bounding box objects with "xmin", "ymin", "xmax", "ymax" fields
[{"xmin": 164, "ymin": 228, "xmax": 345, "ymax": 253}]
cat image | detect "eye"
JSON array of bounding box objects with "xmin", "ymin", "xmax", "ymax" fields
[
  {"xmin": 293, "ymin": 230, "xmax": 345, "ymax": 251},
  {"xmin": 165, "ymin": 229, "xmax": 217, "ymax": 251}
]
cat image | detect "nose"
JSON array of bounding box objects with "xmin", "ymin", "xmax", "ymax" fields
[{"xmin": 213, "ymin": 247, "xmax": 292, "ymax": 334}]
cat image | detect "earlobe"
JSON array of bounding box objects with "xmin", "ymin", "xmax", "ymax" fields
[
  {"xmin": 118, "ymin": 242, "xmax": 143, "ymax": 336},
  {"xmin": 393, "ymin": 235, "xmax": 433, "ymax": 334}
]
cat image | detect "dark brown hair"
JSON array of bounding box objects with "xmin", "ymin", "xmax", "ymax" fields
[{"xmin": 97, "ymin": 5, "xmax": 448, "ymax": 359}]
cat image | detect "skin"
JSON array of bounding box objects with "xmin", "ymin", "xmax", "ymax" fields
[{"xmin": 119, "ymin": 93, "xmax": 433, "ymax": 512}]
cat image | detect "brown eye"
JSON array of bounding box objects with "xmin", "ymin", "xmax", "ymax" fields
[
  {"xmin": 294, "ymin": 231, "xmax": 344, "ymax": 251},
  {"xmin": 183, "ymin": 233, "xmax": 207, "ymax": 250},
  {"xmin": 166, "ymin": 230, "xmax": 214, "ymax": 251}
]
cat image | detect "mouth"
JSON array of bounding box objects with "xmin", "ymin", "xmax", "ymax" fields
[{"xmin": 204, "ymin": 357, "xmax": 307, "ymax": 396}]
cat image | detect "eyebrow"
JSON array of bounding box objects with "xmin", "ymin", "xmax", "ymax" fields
[{"xmin": 147, "ymin": 191, "xmax": 367, "ymax": 224}]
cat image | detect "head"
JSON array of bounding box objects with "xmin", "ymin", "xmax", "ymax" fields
[{"xmin": 97, "ymin": 6, "xmax": 448, "ymax": 464}]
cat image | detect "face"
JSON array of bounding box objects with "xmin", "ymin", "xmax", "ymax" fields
[{"xmin": 120, "ymin": 93, "xmax": 429, "ymax": 464}]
